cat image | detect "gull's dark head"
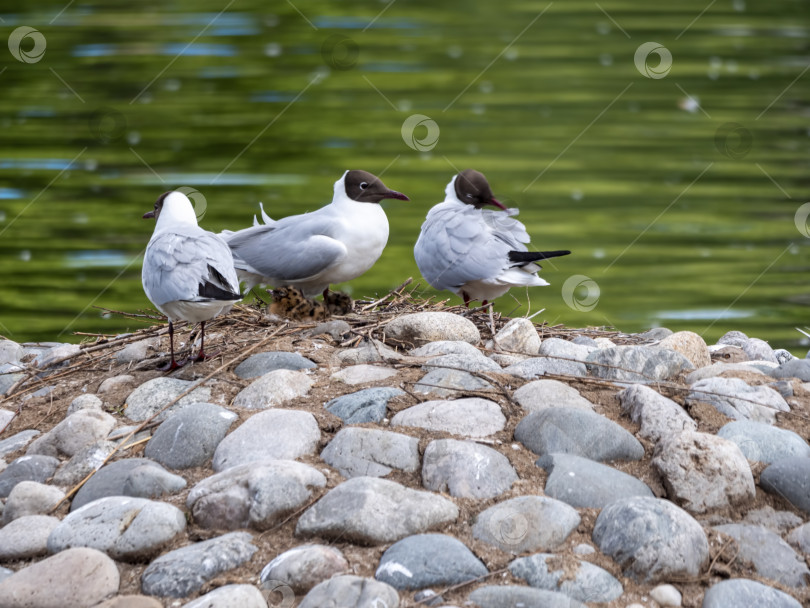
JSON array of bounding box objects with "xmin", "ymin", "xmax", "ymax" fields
[
  {"xmin": 454, "ymin": 169, "xmax": 506, "ymax": 210},
  {"xmin": 143, "ymin": 191, "xmax": 172, "ymax": 221},
  {"xmin": 343, "ymin": 170, "xmax": 409, "ymax": 204}
]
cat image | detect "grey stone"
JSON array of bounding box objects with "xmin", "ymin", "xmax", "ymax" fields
[
  {"xmin": 27, "ymin": 410, "xmax": 116, "ymax": 458},
  {"xmin": 304, "ymin": 319, "xmax": 351, "ymax": 340},
  {"xmin": 0, "ymin": 547, "xmax": 120, "ymax": 608},
  {"xmin": 718, "ymin": 330, "xmax": 749, "ymax": 348},
  {"xmin": 234, "ymin": 351, "xmax": 316, "ymax": 379},
  {"xmin": 422, "ymin": 439, "xmax": 517, "ymax": 499},
  {"xmin": 335, "ymin": 339, "xmax": 404, "ymax": 364},
  {"xmin": 686, "ymin": 362, "xmax": 769, "ymax": 383},
  {"xmin": 34, "ymin": 343, "xmax": 81, "ymax": 368},
  {"xmin": 714, "ymin": 523, "xmax": 809, "ymax": 587},
  {"xmin": 71, "ymin": 458, "xmax": 186, "ymax": 511},
  {"xmin": 687, "ymin": 377, "xmax": 789, "ymax": 424},
  {"xmin": 513, "ymin": 379, "xmax": 594, "ymax": 413},
  {"xmin": 52, "ymin": 440, "xmax": 117, "ymax": 487},
  {"xmin": 331, "ymin": 364, "xmax": 398, "ymax": 385},
  {"xmin": 468, "ymin": 585, "xmax": 586, "ymax": 608},
  {"xmin": 321, "ymin": 427, "xmax": 420, "ymax": 478},
  {"xmin": 391, "ymin": 398, "xmax": 505, "ymax": 437},
  {"xmin": 592, "ymin": 496, "xmax": 709, "ymax": 582},
  {"xmin": 743, "ymin": 338, "xmax": 777, "ymax": 363},
  {"xmin": 66, "ymin": 394, "xmax": 102, "ymax": 416},
  {"xmin": 298, "ymin": 575, "xmax": 399, "ymax": 608},
  {"xmin": 2, "ymin": 480, "xmax": 65, "ymax": 523},
  {"xmin": 183, "ymin": 585, "xmax": 267, "ymax": 608},
  {"xmin": 505, "ymin": 357, "xmax": 587, "ymax": 379},
  {"xmin": 423, "ymin": 352, "xmax": 501, "ymax": 373},
  {"xmin": 538, "ymin": 453, "xmax": 653, "ymax": 508},
  {"xmin": 572, "ymin": 335, "xmax": 599, "ymax": 347},
  {"xmin": 703, "ymin": 579, "xmax": 802, "ymax": 608},
  {"xmin": 743, "ymin": 506, "xmax": 803, "ymax": 534},
  {"xmin": 489, "ymin": 352, "xmax": 529, "ymax": 366},
  {"xmin": 718, "ymin": 420, "xmax": 810, "ymax": 463},
  {"xmin": 48, "ymin": 496, "xmax": 186, "ymax": 560},
  {"xmin": 260, "ymin": 544, "xmax": 349, "ymax": 593},
  {"xmin": 538, "ymin": 337, "xmax": 593, "ymax": 361},
  {"xmin": 232, "ymin": 369, "xmax": 313, "ymax": 409},
  {"xmin": 585, "ymin": 345, "xmax": 694, "ymax": 382},
  {"xmin": 296, "ymin": 477, "xmax": 458, "ymax": 545},
  {"xmin": 145, "ymin": 402, "xmax": 238, "ymax": 469},
  {"xmin": 515, "ymin": 408, "xmax": 644, "ymax": 461},
  {"xmin": 774, "ymin": 349, "xmax": 796, "ymax": 365},
  {"xmin": 324, "ymin": 387, "xmax": 405, "ymax": 424},
  {"xmin": 141, "ymin": 532, "xmax": 257, "ymax": 597},
  {"xmin": 0, "ymin": 363, "xmax": 24, "ymax": 396},
  {"xmin": 386, "ymin": 312, "xmax": 480, "ymax": 346},
  {"xmin": 0, "ymin": 429, "xmax": 40, "ymax": 457},
  {"xmin": 212, "ymin": 409, "xmax": 320, "ymax": 472},
  {"xmin": 618, "ymin": 384, "xmax": 697, "ymax": 443},
  {"xmin": 509, "ymin": 553, "xmax": 623, "ymax": 603},
  {"xmin": 485, "ymin": 318, "xmax": 542, "ymax": 354},
  {"xmin": 472, "ymin": 495, "xmax": 580, "ymax": 553},
  {"xmin": 0, "ymin": 339, "xmax": 24, "ymax": 365},
  {"xmin": 772, "ymin": 358, "xmax": 810, "ymax": 381},
  {"xmin": 760, "ymin": 456, "xmax": 810, "ymax": 514},
  {"xmin": 0, "ymin": 454, "xmax": 59, "ymax": 498},
  {"xmin": 187, "ymin": 460, "xmax": 326, "ymax": 530},
  {"xmin": 769, "ymin": 379, "xmax": 794, "ymax": 398},
  {"xmin": 410, "ymin": 340, "xmax": 482, "ymax": 358},
  {"xmin": 0, "ymin": 514, "xmax": 60, "ymax": 559},
  {"xmin": 375, "ymin": 533, "xmax": 487, "ymax": 590},
  {"xmin": 125, "ymin": 377, "xmax": 212, "ymax": 421},
  {"xmin": 116, "ymin": 339, "xmax": 157, "ymax": 364},
  {"xmin": 652, "ymin": 431, "xmax": 755, "ymax": 513},
  {"xmin": 98, "ymin": 374, "xmax": 136, "ymax": 393},
  {"xmin": 638, "ymin": 327, "xmax": 674, "ymax": 341},
  {"xmin": 413, "ymin": 367, "xmax": 494, "ymax": 397},
  {"xmin": 788, "ymin": 522, "xmax": 810, "ymax": 553}
]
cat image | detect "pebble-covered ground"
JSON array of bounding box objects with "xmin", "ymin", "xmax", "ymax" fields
[{"xmin": 0, "ymin": 297, "xmax": 808, "ymax": 608}]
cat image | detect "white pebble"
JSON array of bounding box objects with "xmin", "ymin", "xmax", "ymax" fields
[{"xmin": 651, "ymin": 583, "xmax": 682, "ymax": 606}]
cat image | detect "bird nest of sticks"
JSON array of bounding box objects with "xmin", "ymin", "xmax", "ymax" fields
[{"xmin": 1, "ymin": 277, "xmax": 643, "ymax": 405}]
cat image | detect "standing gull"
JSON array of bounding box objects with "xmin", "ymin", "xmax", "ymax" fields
[
  {"xmin": 222, "ymin": 170, "xmax": 409, "ymax": 297},
  {"xmin": 142, "ymin": 190, "xmax": 241, "ymax": 370},
  {"xmin": 414, "ymin": 169, "xmax": 571, "ymax": 306}
]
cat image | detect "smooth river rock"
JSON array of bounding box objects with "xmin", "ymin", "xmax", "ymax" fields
[
  {"xmin": 391, "ymin": 397, "xmax": 505, "ymax": 437},
  {"xmin": 321, "ymin": 427, "xmax": 420, "ymax": 478},
  {"xmin": 386, "ymin": 312, "xmax": 480, "ymax": 345},
  {"xmin": 422, "ymin": 439, "xmax": 518, "ymax": 499}
]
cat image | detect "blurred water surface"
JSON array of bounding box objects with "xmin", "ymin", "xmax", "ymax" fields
[{"xmin": 1, "ymin": 0, "xmax": 809, "ymax": 351}]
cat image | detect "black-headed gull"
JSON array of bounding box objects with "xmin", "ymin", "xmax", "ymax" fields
[
  {"xmin": 222, "ymin": 170, "xmax": 409, "ymax": 297},
  {"xmin": 414, "ymin": 169, "xmax": 571, "ymax": 306},
  {"xmin": 142, "ymin": 190, "xmax": 241, "ymax": 370}
]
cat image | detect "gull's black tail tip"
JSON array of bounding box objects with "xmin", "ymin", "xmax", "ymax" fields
[{"xmin": 508, "ymin": 250, "xmax": 572, "ymax": 264}]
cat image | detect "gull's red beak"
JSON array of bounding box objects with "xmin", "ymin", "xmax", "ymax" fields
[
  {"xmin": 490, "ymin": 197, "xmax": 507, "ymax": 210},
  {"xmin": 384, "ymin": 190, "xmax": 410, "ymax": 201}
]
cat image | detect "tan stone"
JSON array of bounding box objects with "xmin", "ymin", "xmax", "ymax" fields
[{"xmin": 658, "ymin": 331, "xmax": 711, "ymax": 368}]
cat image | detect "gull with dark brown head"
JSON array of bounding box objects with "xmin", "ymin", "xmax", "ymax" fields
[
  {"xmin": 142, "ymin": 190, "xmax": 241, "ymax": 370},
  {"xmin": 414, "ymin": 169, "xmax": 571, "ymax": 306},
  {"xmin": 222, "ymin": 170, "xmax": 409, "ymax": 297}
]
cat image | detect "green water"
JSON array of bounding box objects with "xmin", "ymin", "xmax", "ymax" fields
[{"xmin": 1, "ymin": 0, "xmax": 809, "ymax": 352}]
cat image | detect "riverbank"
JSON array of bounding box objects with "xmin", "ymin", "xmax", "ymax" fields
[{"xmin": 0, "ymin": 290, "xmax": 808, "ymax": 607}]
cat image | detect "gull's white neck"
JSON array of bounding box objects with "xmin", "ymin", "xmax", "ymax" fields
[
  {"xmin": 443, "ymin": 175, "xmax": 463, "ymax": 204},
  {"xmin": 155, "ymin": 193, "xmax": 199, "ymax": 230}
]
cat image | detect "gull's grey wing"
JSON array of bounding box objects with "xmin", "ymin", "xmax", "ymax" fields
[
  {"xmin": 143, "ymin": 226, "xmax": 240, "ymax": 307},
  {"xmin": 224, "ymin": 213, "xmax": 346, "ymax": 282},
  {"xmin": 414, "ymin": 204, "xmax": 530, "ymax": 292}
]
